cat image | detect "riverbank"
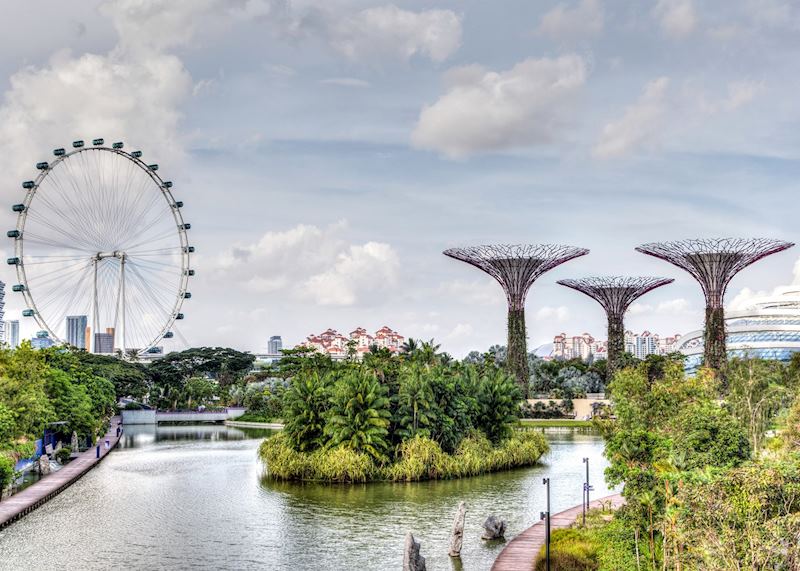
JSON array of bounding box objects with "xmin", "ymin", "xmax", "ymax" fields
[
  {"xmin": 519, "ymin": 419, "xmax": 595, "ymax": 428},
  {"xmin": 0, "ymin": 417, "xmax": 123, "ymax": 530},
  {"xmin": 224, "ymin": 420, "xmax": 284, "ymax": 429},
  {"xmin": 492, "ymin": 493, "xmax": 626, "ymax": 571}
]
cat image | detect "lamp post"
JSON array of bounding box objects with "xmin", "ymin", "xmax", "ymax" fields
[
  {"xmin": 582, "ymin": 457, "xmax": 593, "ymax": 526},
  {"xmin": 540, "ymin": 477, "xmax": 551, "ymax": 571}
]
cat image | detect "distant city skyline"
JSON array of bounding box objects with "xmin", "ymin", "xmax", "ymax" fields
[
  {"xmin": 1, "ymin": 2, "xmax": 799, "ymax": 358},
  {"xmin": 549, "ymin": 329, "xmax": 683, "ymax": 361}
]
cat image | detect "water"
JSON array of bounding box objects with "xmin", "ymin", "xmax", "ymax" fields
[{"xmin": 0, "ymin": 425, "xmax": 613, "ymax": 570}]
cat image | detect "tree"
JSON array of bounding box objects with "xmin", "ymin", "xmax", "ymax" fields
[
  {"xmin": 183, "ymin": 377, "xmax": 216, "ymax": 409},
  {"xmin": 726, "ymin": 357, "xmax": 789, "ymax": 454},
  {"xmin": 0, "ymin": 343, "xmax": 54, "ymax": 438},
  {"xmin": 325, "ymin": 370, "xmax": 391, "ymax": 461},
  {"xmin": 283, "ymin": 370, "xmax": 330, "ymax": 452},
  {"xmin": 476, "ymin": 368, "xmax": 521, "ymax": 443},
  {"xmin": 395, "ymin": 364, "xmax": 434, "ymax": 440}
]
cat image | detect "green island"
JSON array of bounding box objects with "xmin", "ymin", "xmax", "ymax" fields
[
  {"xmin": 533, "ymin": 354, "xmax": 800, "ymax": 570},
  {"xmin": 258, "ymin": 344, "xmax": 549, "ymax": 482}
]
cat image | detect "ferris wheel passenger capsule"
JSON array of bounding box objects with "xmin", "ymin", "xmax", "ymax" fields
[
  {"xmin": 174, "ymin": 201, "xmax": 183, "ymax": 208},
  {"xmin": 7, "ymin": 230, "xmax": 20, "ymax": 238},
  {"xmin": 184, "ymin": 246, "xmax": 195, "ymax": 253},
  {"xmin": 53, "ymin": 148, "xmax": 65, "ymax": 156},
  {"xmin": 147, "ymin": 164, "xmax": 158, "ymax": 171},
  {"xmin": 12, "ymin": 204, "xmax": 26, "ymax": 212},
  {"xmin": 163, "ymin": 331, "xmax": 174, "ymax": 338},
  {"xmin": 22, "ymin": 181, "xmax": 35, "ymax": 189},
  {"xmin": 180, "ymin": 223, "xmax": 191, "ymax": 230},
  {"xmin": 22, "ymin": 309, "xmax": 35, "ymax": 317},
  {"xmin": 6, "ymin": 257, "xmax": 20, "ymax": 265},
  {"xmin": 185, "ymin": 269, "xmax": 195, "ymax": 276},
  {"xmin": 72, "ymin": 140, "xmax": 84, "ymax": 148},
  {"xmin": 112, "ymin": 142, "xmax": 124, "ymax": 149},
  {"xmin": 131, "ymin": 151, "xmax": 142, "ymax": 158},
  {"xmin": 182, "ymin": 292, "xmax": 192, "ymax": 299},
  {"xmin": 12, "ymin": 284, "xmax": 25, "ymax": 292},
  {"xmin": 163, "ymin": 181, "xmax": 172, "ymax": 188},
  {"xmin": 175, "ymin": 313, "xmax": 184, "ymax": 320},
  {"xmin": 92, "ymin": 138, "xmax": 104, "ymax": 146},
  {"xmin": 36, "ymin": 162, "xmax": 48, "ymax": 170}
]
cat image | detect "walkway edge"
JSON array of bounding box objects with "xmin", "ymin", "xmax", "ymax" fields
[
  {"xmin": 491, "ymin": 492, "xmax": 626, "ymax": 571},
  {"xmin": 0, "ymin": 416, "xmax": 123, "ymax": 530}
]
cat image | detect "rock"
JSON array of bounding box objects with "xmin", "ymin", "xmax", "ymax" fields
[
  {"xmin": 481, "ymin": 516, "xmax": 506, "ymax": 540},
  {"xmin": 403, "ymin": 532, "xmax": 426, "ymax": 571},
  {"xmin": 71, "ymin": 432, "xmax": 79, "ymax": 454},
  {"xmin": 37, "ymin": 455, "xmax": 51, "ymax": 476},
  {"xmin": 448, "ymin": 501, "xmax": 467, "ymax": 557}
]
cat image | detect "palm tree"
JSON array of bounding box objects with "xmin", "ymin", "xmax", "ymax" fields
[
  {"xmin": 325, "ymin": 370, "xmax": 391, "ymax": 461},
  {"xmin": 283, "ymin": 370, "xmax": 330, "ymax": 452},
  {"xmin": 396, "ymin": 364, "xmax": 434, "ymax": 439}
]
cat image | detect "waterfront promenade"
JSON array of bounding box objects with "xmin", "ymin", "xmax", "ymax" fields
[
  {"xmin": 0, "ymin": 416, "xmax": 122, "ymax": 530},
  {"xmin": 492, "ymin": 492, "xmax": 625, "ymax": 571}
]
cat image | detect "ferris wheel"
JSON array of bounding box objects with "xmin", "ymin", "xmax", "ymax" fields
[{"xmin": 6, "ymin": 139, "xmax": 193, "ymax": 355}]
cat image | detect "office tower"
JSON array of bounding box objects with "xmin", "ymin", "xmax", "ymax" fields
[
  {"xmin": 268, "ymin": 335, "xmax": 282, "ymax": 354},
  {"xmin": 66, "ymin": 315, "xmax": 88, "ymax": 349}
]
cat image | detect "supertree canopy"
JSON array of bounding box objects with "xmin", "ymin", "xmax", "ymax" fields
[
  {"xmin": 557, "ymin": 276, "xmax": 674, "ymax": 378},
  {"xmin": 443, "ymin": 244, "xmax": 589, "ymax": 393},
  {"xmin": 636, "ymin": 238, "xmax": 794, "ymax": 373}
]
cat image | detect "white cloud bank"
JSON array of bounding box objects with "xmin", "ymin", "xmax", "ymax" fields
[
  {"xmin": 206, "ymin": 222, "xmax": 400, "ymax": 307},
  {"xmin": 653, "ymin": 0, "xmax": 697, "ymax": 38},
  {"xmin": 537, "ymin": 0, "xmax": 604, "ymax": 40},
  {"xmin": 412, "ymin": 55, "xmax": 587, "ymax": 158}
]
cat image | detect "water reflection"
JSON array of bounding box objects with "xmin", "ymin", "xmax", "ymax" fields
[{"xmin": 0, "ymin": 425, "xmax": 613, "ymax": 571}]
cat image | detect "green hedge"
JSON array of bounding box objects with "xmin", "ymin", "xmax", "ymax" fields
[{"xmin": 259, "ymin": 431, "xmax": 548, "ymax": 483}]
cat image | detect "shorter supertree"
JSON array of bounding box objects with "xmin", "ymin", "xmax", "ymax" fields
[
  {"xmin": 443, "ymin": 244, "xmax": 589, "ymax": 394},
  {"xmin": 636, "ymin": 238, "xmax": 794, "ymax": 373},
  {"xmin": 557, "ymin": 276, "xmax": 674, "ymax": 378}
]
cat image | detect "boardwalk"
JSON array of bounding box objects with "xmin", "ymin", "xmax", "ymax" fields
[
  {"xmin": 0, "ymin": 416, "xmax": 123, "ymax": 530},
  {"xmin": 491, "ymin": 493, "xmax": 626, "ymax": 571}
]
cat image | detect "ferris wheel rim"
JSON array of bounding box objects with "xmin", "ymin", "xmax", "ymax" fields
[{"xmin": 11, "ymin": 144, "xmax": 191, "ymax": 355}]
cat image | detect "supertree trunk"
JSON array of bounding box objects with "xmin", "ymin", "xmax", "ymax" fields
[
  {"xmin": 507, "ymin": 307, "xmax": 529, "ymax": 395},
  {"xmin": 606, "ymin": 314, "xmax": 625, "ymax": 380},
  {"xmin": 704, "ymin": 305, "xmax": 727, "ymax": 375}
]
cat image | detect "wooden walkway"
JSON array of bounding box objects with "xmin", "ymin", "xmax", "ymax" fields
[
  {"xmin": 0, "ymin": 416, "xmax": 123, "ymax": 530},
  {"xmin": 491, "ymin": 493, "xmax": 626, "ymax": 571}
]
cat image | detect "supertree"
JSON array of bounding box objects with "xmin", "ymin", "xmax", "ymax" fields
[
  {"xmin": 636, "ymin": 238, "xmax": 794, "ymax": 373},
  {"xmin": 557, "ymin": 276, "xmax": 674, "ymax": 378},
  {"xmin": 443, "ymin": 244, "xmax": 589, "ymax": 393}
]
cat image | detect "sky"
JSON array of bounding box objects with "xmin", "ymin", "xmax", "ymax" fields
[{"xmin": 1, "ymin": 0, "xmax": 800, "ymax": 357}]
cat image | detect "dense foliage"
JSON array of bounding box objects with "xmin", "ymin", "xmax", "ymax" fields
[
  {"xmin": 259, "ymin": 344, "xmax": 546, "ymax": 482},
  {"xmin": 567, "ymin": 354, "xmax": 800, "ymax": 570}
]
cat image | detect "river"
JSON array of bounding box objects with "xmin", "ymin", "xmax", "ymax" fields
[{"xmin": 0, "ymin": 424, "xmax": 614, "ymax": 570}]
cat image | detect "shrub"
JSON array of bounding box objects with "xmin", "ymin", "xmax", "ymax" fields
[
  {"xmin": 124, "ymin": 402, "xmax": 143, "ymax": 410},
  {"xmin": 236, "ymin": 412, "xmax": 272, "ymax": 423},
  {"xmin": 55, "ymin": 446, "xmax": 72, "ymax": 464},
  {"xmin": 259, "ymin": 433, "xmax": 310, "ymax": 480},
  {"xmin": 309, "ymin": 446, "xmax": 375, "ymax": 483},
  {"xmin": 0, "ymin": 455, "xmax": 13, "ymax": 498},
  {"xmin": 535, "ymin": 528, "xmax": 598, "ymax": 571},
  {"xmin": 283, "ymin": 371, "xmax": 330, "ymax": 452},
  {"xmin": 384, "ymin": 436, "xmax": 451, "ymax": 481}
]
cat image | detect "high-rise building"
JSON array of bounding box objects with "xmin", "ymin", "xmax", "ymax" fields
[
  {"xmin": 31, "ymin": 330, "xmax": 54, "ymax": 350},
  {"xmin": 95, "ymin": 328, "xmax": 115, "ymax": 354},
  {"xmin": 268, "ymin": 335, "xmax": 282, "ymax": 355},
  {"xmin": 6, "ymin": 320, "xmax": 19, "ymax": 348},
  {"xmin": 66, "ymin": 315, "xmax": 88, "ymax": 349}
]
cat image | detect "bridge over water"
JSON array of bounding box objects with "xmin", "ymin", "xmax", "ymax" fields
[{"xmin": 121, "ymin": 408, "xmax": 246, "ymax": 424}]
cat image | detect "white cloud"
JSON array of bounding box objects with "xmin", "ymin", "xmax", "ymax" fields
[
  {"xmin": 536, "ymin": 305, "xmax": 571, "ymax": 322},
  {"xmin": 592, "ymin": 76, "xmax": 670, "ymax": 159},
  {"xmin": 207, "ymin": 222, "xmax": 399, "ymax": 307},
  {"xmin": 439, "ymin": 279, "xmax": 503, "ymax": 306},
  {"xmin": 723, "ymin": 80, "xmax": 762, "ymax": 111},
  {"xmin": 628, "ymin": 298, "xmax": 692, "ymax": 315},
  {"xmin": 330, "ymin": 5, "xmax": 462, "ymax": 63},
  {"xmin": 445, "ymin": 323, "xmax": 474, "ymax": 340},
  {"xmin": 320, "ymin": 77, "xmax": 371, "ymax": 88},
  {"xmin": 412, "ymin": 55, "xmax": 586, "ymax": 157},
  {"xmin": 653, "ymin": 0, "xmax": 697, "ymax": 38},
  {"xmin": 537, "ymin": 0, "xmax": 604, "ymax": 40}
]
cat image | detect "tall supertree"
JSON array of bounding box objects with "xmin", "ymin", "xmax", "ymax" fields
[
  {"xmin": 636, "ymin": 238, "xmax": 794, "ymax": 373},
  {"xmin": 557, "ymin": 276, "xmax": 674, "ymax": 378},
  {"xmin": 443, "ymin": 244, "xmax": 589, "ymax": 393}
]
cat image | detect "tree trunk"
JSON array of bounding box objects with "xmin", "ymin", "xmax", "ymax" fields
[
  {"xmin": 507, "ymin": 307, "xmax": 529, "ymax": 396},
  {"xmin": 448, "ymin": 501, "xmax": 467, "ymax": 557}
]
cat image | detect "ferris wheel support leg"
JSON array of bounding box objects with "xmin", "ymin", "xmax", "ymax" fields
[
  {"xmin": 120, "ymin": 254, "xmax": 126, "ymax": 354},
  {"xmin": 91, "ymin": 257, "xmax": 99, "ymax": 353}
]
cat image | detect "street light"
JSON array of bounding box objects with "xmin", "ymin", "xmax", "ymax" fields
[{"xmin": 582, "ymin": 457, "xmax": 593, "ymax": 526}]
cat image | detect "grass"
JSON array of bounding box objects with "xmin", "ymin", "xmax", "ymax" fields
[
  {"xmin": 519, "ymin": 419, "xmax": 595, "ymax": 428},
  {"xmin": 259, "ymin": 431, "xmax": 549, "ymax": 483}
]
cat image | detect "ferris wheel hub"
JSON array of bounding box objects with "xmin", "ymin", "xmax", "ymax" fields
[{"xmin": 94, "ymin": 251, "xmax": 126, "ymax": 261}]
